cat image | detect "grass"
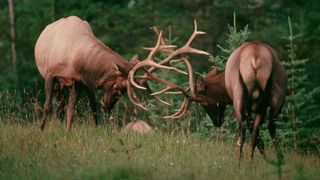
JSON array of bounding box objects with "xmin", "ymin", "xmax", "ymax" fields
[{"xmin": 0, "ymin": 121, "xmax": 319, "ymax": 180}]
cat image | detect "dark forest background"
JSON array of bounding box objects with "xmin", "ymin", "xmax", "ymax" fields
[{"xmin": 0, "ymin": 0, "xmax": 319, "ymax": 153}]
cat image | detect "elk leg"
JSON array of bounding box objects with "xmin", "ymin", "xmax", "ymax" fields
[
  {"xmin": 247, "ymin": 119, "xmax": 266, "ymax": 159},
  {"xmin": 65, "ymin": 82, "xmax": 78, "ymax": 132},
  {"xmin": 106, "ymin": 91, "xmax": 120, "ymax": 114},
  {"xmin": 268, "ymin": 109, "xmax": 283, "ymax": 159},
  {"xmin": 82, "ymin": 85, "xmax": 99, "ymax": 126},
  {"xmin": 40, "ymin": 76, "xmax": 54, "ymax": 131},
  {"xmin": 233, "ymin": 99, "xmax": 246, "ymax": 161},
  {"xmin": 55, "ymin": 87, "xmax": 67, "ymax": 121},
  {"xmin": 268, "ymin": 93, "xmax": 285, "ymax": 159},
  {"xmin": 250, "ymin": 109, "xmax": 266, "ymax": 160}
]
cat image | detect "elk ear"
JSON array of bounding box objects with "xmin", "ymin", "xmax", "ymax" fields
[
  {"xmin": 195, "ymin": 74, "xmax": 205, "ymax": 94},
  {"xmin": 207, "ymin": 68, "xmax": 218, "ymax": 77}
]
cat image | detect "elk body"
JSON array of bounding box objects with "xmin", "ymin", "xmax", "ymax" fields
[
  {"xmin": 194, "ymin": 41, "xmax": 287, "ymax": 160},
  {"xmin": 35, "ymin": 16, "xmax": 138, "ymax": 131}
]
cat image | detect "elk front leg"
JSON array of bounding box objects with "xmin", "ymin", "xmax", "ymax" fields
[
  {"xmin": 106, "ymin": 91, "xmax": 121, "ymax": 114},
  {"xmin": 82, "ymin": 84, "xmax": 99, "ymax": 126},
  {"xmin": 55, "ymin": 86, "xmax": 67, "ymax": 121},
  {"xmin": 40, "ymin": 76, "xmax": 54, "ymax": 131},
  {"xmin": 65, "ymin": 82, "xmax": 78, "ymax": 132}
]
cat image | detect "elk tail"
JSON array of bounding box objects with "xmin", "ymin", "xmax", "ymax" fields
[{"xmin": 251, "ymin": 57, "xmax": 259, "ymax": 71}]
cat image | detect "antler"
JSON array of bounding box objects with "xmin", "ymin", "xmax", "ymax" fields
[{"xmin": 127, "ymin": 19, "xmax": 209, "ymax": 118}]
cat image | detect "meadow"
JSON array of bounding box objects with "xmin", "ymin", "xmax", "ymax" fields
[
  {"xmin": 1, "ymin": 1, "xmax": 320, "ymax": 179},
  {"xmin": 0, "ymin": 119, "xmax": 319, "ymax": 180}
]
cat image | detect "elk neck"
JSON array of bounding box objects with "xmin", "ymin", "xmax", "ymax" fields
[{"xmin": 204, "ymin": 70, "xmax": 232, "ymax": 105}]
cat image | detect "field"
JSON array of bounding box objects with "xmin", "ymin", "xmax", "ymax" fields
[{"xmin": 0, "ymin": 121, "xmax": 319, "ymax": 180}]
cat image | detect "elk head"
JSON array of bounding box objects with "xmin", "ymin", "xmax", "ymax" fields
[{"xmin": 194, "ymin": 69, "xmax": 231, "ymax": 127}]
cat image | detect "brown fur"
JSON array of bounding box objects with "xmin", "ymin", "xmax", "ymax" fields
[
  {"xmin": 194, "ymin": 41, "xmax": 287, "ymax": 160},
  {"xmin": 35, "ymin": 16, "xmax": 136, "ymax": 131}
]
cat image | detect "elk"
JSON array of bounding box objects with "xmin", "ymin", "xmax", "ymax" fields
[
  {"xmin": 193, "ymin": 69, "xmax": 232, "ymax": 127},
  {"xmin": 35, "ymin": 16, "xmax": 138, "ymax": 131},
  {"xmin": 132, "ymin": 38, "xmax": 286, "ymax": 160},
  {"xmin": 224, "ymin": 41, "xmax": 287, "ymax": 160},
  {"xmin": 194, "ymin": 41, "xmax": 287, "ymax": 160},
  {"xmin": 35, "ymin": 16, "xmax": 209, "ymax": 131}
]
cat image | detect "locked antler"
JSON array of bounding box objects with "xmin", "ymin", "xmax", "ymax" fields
[{"xmin": 127, "ymin": 19, "xmax": 209, "ymax": 118}]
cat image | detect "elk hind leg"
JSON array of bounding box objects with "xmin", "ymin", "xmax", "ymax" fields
[
  {"xmin": 247, "ymin": 117, "xmax": 266, "ymax": 159},
  {"xmin": 268, "ymin": 108, "xmax": 283, "ymax": 159},
  {"xmin": 233, "ymin": 99, "xmax": 246, "ymax": 161},
  {"xmin": 268, "ymin": 94, "xmax": 285, "ymax": 159},
  {"xmin": 250, "ymin": 109, "xmax": 266, "ymax": 160}
]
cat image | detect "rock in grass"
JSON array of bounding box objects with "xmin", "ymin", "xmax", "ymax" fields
[{"xmin": 123, "ymin": 120, "xmax": 153, "ymax": 134}]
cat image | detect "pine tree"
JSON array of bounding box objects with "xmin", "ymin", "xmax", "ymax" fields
[
  {"xmin": 280, "ymin": 17, "xmax": 320, "ymax": 152},
  {"xmin": 208, "ymin": 12, "xmax": 250, "ymax": 72}
]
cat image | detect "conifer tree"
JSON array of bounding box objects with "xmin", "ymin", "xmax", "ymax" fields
[{"xmin": 280, "ymin": 17, "xmax": 320, "ymax": 151}]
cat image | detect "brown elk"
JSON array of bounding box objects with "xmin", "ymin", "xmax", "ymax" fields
[
  {"xmin": 225, "ymin": 41, "xmax": 287, "ymax": 160},
  {"xmin": 35, "ymin": 16, "xmax": 209, "ymax": 131},
  {"xmin": 195, "ymin": 41, "xmax": 287, "ymax": 160},
  {"xmin": 35, "ymin": 16, "xmax": 138, "ymax": 131},
  {"xmin": 133, "ymin": 40, "xmax": 286, "ymax": 160}
]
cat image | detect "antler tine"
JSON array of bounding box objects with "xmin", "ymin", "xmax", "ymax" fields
[
  {"xmin": 184, "ymin": 19, "xmax": 207, "ymax": 48},
  {"xmin": 143, "ymin": 26, "xmax": 177, "ymax": 53},
  {"xmin": 127, "ymin": 20, "xmax": 208, "ymax": 118},
  {"xmin": 148, "ymin": 19, "xmax": 209, "ymax": 74},
  {"xmin": 146, "ymin": 30, "xmax": 163, "ymax": 60},
  {"xmin": 180, "ymin": 57, "xmax": 194, "ymax": 96},
  {"xmin": 141, "ymin": 69, "xmax": 189, "ymax": 97},
  {"xmin": 127, "ymin": 81, "xmax": 148, "ymax": 111},
  {"xmin": 164, "ymin": 98, "xmax": 189, "ymax": 119},
  {"xmin": 151, "ymin": 26, "xmax": 165, "ymax": 45},
  {"xmin": 143, "ymin": 80, "xmax": 171, "ymax": 106},
  {"xmin": 129, "ymin": 57, "xmax": 191, "ymax": 91}
]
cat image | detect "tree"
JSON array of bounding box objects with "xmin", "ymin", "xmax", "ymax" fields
[
  {"xmin": 7, "ymin": 0, "xmax": 18, "ymax": 89},
  {"xmin": 279, "ymin": 17, "xmax": 320, "ymax": 152}
]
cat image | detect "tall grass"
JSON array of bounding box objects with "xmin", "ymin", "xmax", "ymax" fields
[
  {"xmin": 0, "ymin": 122, "xmax": 319, "ymax": 179},
  {"xmin": 0, "ymin": 90, "xmax": 319, "ymax": 179}
]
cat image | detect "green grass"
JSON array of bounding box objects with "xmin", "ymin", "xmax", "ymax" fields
[{"xmin": 0, "ymin": 121, "xmax": 319, "ymax": 180}]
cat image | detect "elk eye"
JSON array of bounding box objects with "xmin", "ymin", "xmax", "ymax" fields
[{"xmin": 216, "ymin": 102, "xmax": 219, "ymax": 107}]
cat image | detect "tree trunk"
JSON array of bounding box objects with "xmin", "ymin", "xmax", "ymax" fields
[
  {"xmin": 51, "ymin": 0, "xmax": 56, "ymax": 22},
  {"xmin": 8, "ymin": 0, "xmax": 18, "ymax": 89}
]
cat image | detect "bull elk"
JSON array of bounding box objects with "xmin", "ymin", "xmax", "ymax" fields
[
  {"xmin": 194, "ymin": 41, "xmax": 286, "ymax": 160},
  {"xmin": 224, "ymin": 41, "xmax": 287, "ymax": 160},
  {"xmin": 134, "ymin": 39, "xmax": 287, "ymax": 160},
  {"xmin": 35, "ymin": 16, "xmax": 209, "ymax": 131}
]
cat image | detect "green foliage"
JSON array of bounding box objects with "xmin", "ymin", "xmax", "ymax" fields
[
  {"xmin": 279, "ymin": 17, "xmax": 320, "ymax": 152},
  {"xmin": 209, "ymin": 12, "xmax": 251, "ymax": 71}
]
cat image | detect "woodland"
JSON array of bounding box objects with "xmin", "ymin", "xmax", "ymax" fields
[{"xmin": 0, "ymin": 1, "xmax": 319, "ymax": 178}]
